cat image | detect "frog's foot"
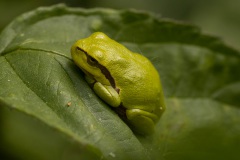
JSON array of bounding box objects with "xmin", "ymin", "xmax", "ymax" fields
[
  {"xmin": 93, "ymin": 82, "xmax": 121, "ymax": 107},
  {"xmin": 126, "ymin": 109, "xmax": 159, "ymax": 135},
  {"xmin": 84, "ymin": 75, "xmax": 96, "ymax": 84}
]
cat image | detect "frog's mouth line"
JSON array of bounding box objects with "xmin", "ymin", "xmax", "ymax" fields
[
  {"xmin": 79, "ymin": 66, "xmax": 93, "ymax": 78},
  {"xmin": 78, "ymin": 65, "xmax": 120, "ymax": 94}
]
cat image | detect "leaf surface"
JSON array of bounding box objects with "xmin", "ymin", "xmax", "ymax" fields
[{"xmin": 0, "ymin": 4, "xmax": 240, "ymax": 160}]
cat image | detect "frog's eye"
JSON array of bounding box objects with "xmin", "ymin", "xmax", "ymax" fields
[
  {"xmin": 75, "ymin": 46, "xmax": 98, "ymax": 66},
  {"xmin": 87, "ymin": 56, "xmax": 98, "ymax": 66}
]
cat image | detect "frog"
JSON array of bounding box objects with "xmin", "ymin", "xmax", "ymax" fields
[{"xmin": 71, "ymin": 32, "xmax": 165, "ymax": 135}]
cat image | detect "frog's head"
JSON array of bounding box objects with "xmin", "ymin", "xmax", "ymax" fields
[{"xmin": 71, "ymin": 32, "xmax": 128, "ymax": 86}]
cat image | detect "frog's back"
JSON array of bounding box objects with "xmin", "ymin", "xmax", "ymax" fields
[{"xmin": 114, "ymin": 53, "xmax": 165, "ymax": 116}]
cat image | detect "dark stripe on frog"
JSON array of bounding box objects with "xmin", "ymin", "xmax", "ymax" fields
[{"xmin": 76, "ymin": 47, "xmax": 119, "ymax": 93}]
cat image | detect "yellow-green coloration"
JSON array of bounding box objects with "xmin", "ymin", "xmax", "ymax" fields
[{"xmin": 71, "ymin": 32, "xmax": 165, "ymax": 135}]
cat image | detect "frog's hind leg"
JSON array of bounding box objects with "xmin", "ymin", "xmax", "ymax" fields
[{"xmin": 126, "ymin": 109, "xmax": 158, "ymax": 135}]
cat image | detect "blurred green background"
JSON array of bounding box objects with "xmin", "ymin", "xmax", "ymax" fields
[
  {"xmin": 1, "ymin": 0, "xmax": 240, "ymax": 159},
  {"xmin": 0, "ymin": 0, "xmax": 240, "ymax": 50}
]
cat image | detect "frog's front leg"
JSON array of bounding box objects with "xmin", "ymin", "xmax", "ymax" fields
[
  {"xmin": 126, "ymin": 109, "xmax": 159, "ymax": 135},
  {"xmin": 93, "ymin": 82, "xmax": 121, "ymax": 107},
  {"xmin": 85, "ymin": 75, "xmax": 121, "ymax": 107}
]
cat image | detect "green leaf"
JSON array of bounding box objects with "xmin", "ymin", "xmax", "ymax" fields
[{"xmin": 0, "ymin": 4, "xmax": 240, "ymax": 160}]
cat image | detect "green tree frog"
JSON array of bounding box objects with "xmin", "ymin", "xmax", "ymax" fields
[{"xmin": 71, "ymin": 32, "xmax": 165, "ymax": 135}]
